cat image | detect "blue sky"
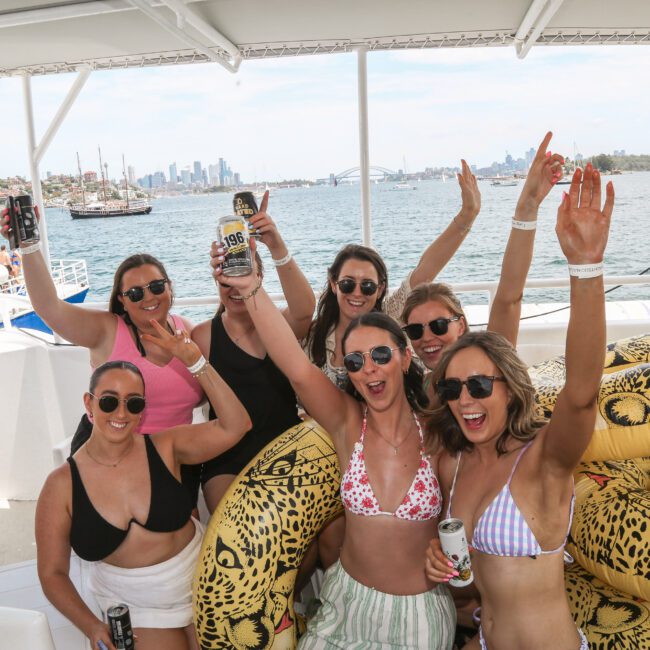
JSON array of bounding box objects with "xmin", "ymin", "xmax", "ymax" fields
[{"xmin": 0, "ymin": 45, "xmax": 648, "ymax": 182}]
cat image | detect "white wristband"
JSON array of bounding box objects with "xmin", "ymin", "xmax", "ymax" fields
[
  {"xmin": 272, "ymin": 252, "xmax": 292, "ymax": 267},
  {"xmin": 19, "ymin": 241, "xmax": 42, "ymax": 255},
  {"xmin": 568, "ymin": 262, "xmax": 604, "ymax": 279},
  {"xmin": 187, "ymin": 355, "xmax": 207, "ymax": 375},
  {"xmin": 512, "ymin": 219, "xmax": 537, "ymax": 230}
]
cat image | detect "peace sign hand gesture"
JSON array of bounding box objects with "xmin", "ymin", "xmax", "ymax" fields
[
  {"xmin": 556, "ymin": 164, "xmax": 614, "ymax": 265},
  {"xmin": 140, "ymin": 319, "xmax": 202, "ymax": 367}
]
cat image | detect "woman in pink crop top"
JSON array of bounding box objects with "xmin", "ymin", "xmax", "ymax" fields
[
  {"xmin": 215, "ymin": 249, "xmax": 456, "ymax": 649},
  {"xmin": 425, "ymin": 166, "xmax": 614, "ymax": 650}
]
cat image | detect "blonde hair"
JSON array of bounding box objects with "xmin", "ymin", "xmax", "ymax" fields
[{"xmin": 401, "ymin": 282, "xmax": 467, "ymax": 326}]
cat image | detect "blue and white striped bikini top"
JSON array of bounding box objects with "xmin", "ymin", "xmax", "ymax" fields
[{"xmin": 447, "ymin": 442, "xmax": 574, "ymax": 558}]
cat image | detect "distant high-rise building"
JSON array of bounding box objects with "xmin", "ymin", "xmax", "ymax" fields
[
  {"xmin": 46, "ymin": 171, "xmax": 52, "ymax": 179},
  {"xmin": 208, "ymin": 164, "xmax": 219, "ymax": 186},
  {"xmin": 525, "ymin": 147, "xmax": 536, "ymax": 168},
  {"xmin": 233, "ymin": 172, "xmax": 241, "ymax": 186},
  {"xmin": 505, "ymin": 152, "xmax": 513, "ymax": 167},
  {"xmin": 202, "ymin": 169, "xmax": 208, "ymax": 186},
  {"xmin": 219, "ymin": 158, "xmax": 227, "ymax": 186},
  {"xmin": 128, "ymin": 165, "xmax": 136, "ymax": 185},
  {"xmin": 181, "ymin": 168, "xmax": 191, "ymax": 186},
  {"xmin": 169, "ymin": 162, "xmax": 178, "ymax": 184},
  {"xmin": 193, "ymin": 161, "xmax": 202, "ymax": 184},
  {"xmin": 152, "ymin": 171, "xmax": 166, "ymax": 188}
]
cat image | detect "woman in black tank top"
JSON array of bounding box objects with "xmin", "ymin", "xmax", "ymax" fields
[
  {"xmin": 35, "ymin": 325, "xmax": 251, "ymax": 650},
  {"xmin": 192, "ymin": 192, "xmax": 315, "ymax": 514}
]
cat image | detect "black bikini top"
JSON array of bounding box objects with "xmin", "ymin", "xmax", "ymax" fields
[{"xmin": 67, "ymin": 435, "xmax": 193, "ymax": 561}]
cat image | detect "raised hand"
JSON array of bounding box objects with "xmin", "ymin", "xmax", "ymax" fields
[
  {"xmin": 556, "ymin": 164, "xmax": 613, "ymax": 265},
  {"xmin": 140, "ymin": 319, "xmax": 202, "ymax": 367},
  {"xmin": 247, "ymin": 191, "xmax": 285, "ymax": 255},
  {"xmin": 519, "ymin": 131, "xmax": 564, "ymax": 211},
  {"xmin": 457, "ymin": 159, "xmax": 481, "ymax": 225}
]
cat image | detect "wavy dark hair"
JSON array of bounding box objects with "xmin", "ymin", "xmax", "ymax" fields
[
  {"xmin": 108, "ymin": 253, "xmax": 172, "ymax": 357},
  {"xmin": 427, "ymin": 331, "xmax": 546, "ymax": 456},
  {"xmin": 216, "ymin": 250, "xmax": 265, "ymax": 317},
  {"xmin": 306, "ymin": 245, "xmax": 388, "ymax": 369},
  {"xmin": 89, "ymin": 360, "xmax": 145, "ymax": 394},
  {"xmin": 340, "ymin": 312, "xmax": 428, "ymax": 413}
]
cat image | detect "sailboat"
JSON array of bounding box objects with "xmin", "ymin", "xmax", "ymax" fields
[{"xmin": 69, "ymin": 149, "xmax": 152, "ymax": 219}]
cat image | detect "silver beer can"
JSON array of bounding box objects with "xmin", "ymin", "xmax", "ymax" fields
[
  {"xmin": 217, "ymin": 215, "xmax": 253, "ymax": 277},
  {"xmin": 438, "ymin": 517, "xmax": 474, "ymax": 587}
]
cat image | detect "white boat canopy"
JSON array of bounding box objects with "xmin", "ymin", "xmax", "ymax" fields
[
  {"xmin": 2, "ymin": 0, "xmax": 650, "ymax": 252},
  {"xmin": 2, "ymin": 0, "xmax": 650, "ymax": 76}
]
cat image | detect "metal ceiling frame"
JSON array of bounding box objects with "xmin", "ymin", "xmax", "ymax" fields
[{"xmin": 515, "ymin": 0, "xmax": 566, "ymax": 59}]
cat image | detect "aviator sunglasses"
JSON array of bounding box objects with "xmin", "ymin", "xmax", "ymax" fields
[
  {"xmin": 89, "ymin": 393, "xmax": 146, "ymax": 414},
  {"xmin": 402, "ymin": 316, "xmax": 461, "ymax": 340},
  {"xmin": 435, "ymin": 375, "xmax": 506, "ymax": 401},
  {"xmin": 343, "ymin": 345, "xmax": 400, "ymax": 373},
  {"xmin": 120, "ymin": 278, "xmax": 169, "ymax": 303},
  {"xmin": 336, "ymin": 278, "xmax": 380, "ymax": 296}
]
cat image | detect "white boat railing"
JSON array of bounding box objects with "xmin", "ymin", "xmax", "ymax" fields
[{"xmin": 72, "ymin": 273, "xmax": 650, "ymax": 314}]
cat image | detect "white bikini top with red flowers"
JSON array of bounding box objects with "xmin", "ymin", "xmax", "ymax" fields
[{"xmin": 340, "ymin": 410, "xmax": 442, "ymax": 521}]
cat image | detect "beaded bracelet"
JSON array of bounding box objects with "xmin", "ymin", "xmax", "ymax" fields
[
  {"xmin": 453, "ymin": 216, "xmax": 472, "ymax": 235},
  {"xmin": 568, "ymin": 262, "xmax": 604, "ymax": 279},
  {"xmin": 272, "ymin": 252, "xmax": 292, "ymax": 267},
  {"xmin": 242, "ymin": 278, "xmax": 263, "ymax": 301},
  {"xmin": 20, "ymin": 241, "xmax": 42, "ymax": 255},
  {"xmin": 187, "ymin": 355, "xmax": 207, "ymax": 375},
  {"xmin": 512, "ymin": 219, "xmax": 537, "ymax": 230}
]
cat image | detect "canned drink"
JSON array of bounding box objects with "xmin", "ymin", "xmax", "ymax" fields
[
  {"xmin": 107, "ymin": 604, "xmax": 136, "ymax": 649},
  {"xmin": 438, "ymin": 518, "xmax": 473, "ymax": 587},
  {"xmin": 7, "ymin": 195, "xmax": 40, "ymax": 249},
  {"xmin": 232, "ymin": 191, "xmax": 260, "ymax": 238},
  {"xmin": 218, "ymin": 215, "xmax": 253, "ymax": 277}
]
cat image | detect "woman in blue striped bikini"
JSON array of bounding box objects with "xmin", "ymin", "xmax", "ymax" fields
[{"xmin": 425, "ymin": 164, "xmax": 613, "ymax": 650}]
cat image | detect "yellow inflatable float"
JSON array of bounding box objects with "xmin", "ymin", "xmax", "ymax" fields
[{"xmin": 193, "ymin": 335, "xmax": 650, "ymax": 650}]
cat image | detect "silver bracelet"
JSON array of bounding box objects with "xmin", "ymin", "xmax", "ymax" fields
[
  {"xmin": 568, "ymin": 262, "xmax": 604, "ymax": 279},
  {"xmin": 187, "ymin": 355, "xmax": 207, "ymax": 375},
  {"xmin": 272, "ymin": 252, "xmax": 292, "ymax": 267},
  {"xmin": 19, "ymin": 241, "xmax": 42, "ymax": 255},
  {"xmin": 512, "ymin": 219, "xmax": 537, "ymax": 230}
]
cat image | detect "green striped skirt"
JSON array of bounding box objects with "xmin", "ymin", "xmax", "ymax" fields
[{"xmin": 298, "ymin": 560, "xmax": 456, "ymax": 649}]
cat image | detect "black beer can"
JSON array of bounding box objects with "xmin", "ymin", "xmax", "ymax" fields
[
  {"xmin": 233, "ymin": 191, "xmax": 260, "ymax": 238},
  {"xmin": 7, "ymin": 195, "xmax": 40, "ymax": 249},
  {"xmin": 107, "ymin": 604, "xmax": 136, "ymax": 649}
]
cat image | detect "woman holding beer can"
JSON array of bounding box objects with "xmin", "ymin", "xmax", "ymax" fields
[
  {"xmin": 35, "ymin": 322, "xmax": 251, "ymax": 650},
  {"xmin": 194, "ymin": 191, "xmax": 315, "ymax": 512},
  {"xmin": 401, "ymin": 133, "xmax": 564, "ymax": 395},
  {"xmin": 304, "ymin": 159, "xmax": 481, "ymax": 387},
  {"xmin": 1, "ymin": 211, "xmax": 205, "ymax": 503},
  {"xmin": 210, "ymin": 244, "xmax": 456, "ymax": 649},
  {"xmin": 424, "ymin": 165, "xmax": 613, "ymax": 650}
]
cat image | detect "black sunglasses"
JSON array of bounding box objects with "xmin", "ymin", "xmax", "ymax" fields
[
  {"xmin": 402, "ymin": 316, "xmax": 461, "ymax": 340},
  {"xmin": 336, "ymin": 278, "xmax": 379, "ymax": 296},
  {"xmin": 90, "ymin": 393, "xmax": 146, "ymax": 414},
  {"xmin": 435, "ymin": 375, "xmax": 506, "ymax": 401},
  {"xmin": 121, "ymin": 278, "xmax": 169, "ymax": 303},
  {"xmin": 343, "ymin": 345, "xmax": 400, "ymax": 373}
]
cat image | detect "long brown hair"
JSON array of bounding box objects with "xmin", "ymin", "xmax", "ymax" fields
[
  {"xmin": 427, "ymin": 331, "xmax": 546, "ymax": 455},
  {"xmin": 306, "ymin": 245, "xmax": 388, "ymax": 368}
]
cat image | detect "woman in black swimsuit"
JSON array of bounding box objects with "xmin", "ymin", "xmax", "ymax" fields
[{"xmin": 35, "ymin": 322, "xmax": 251, "ymax": 650}]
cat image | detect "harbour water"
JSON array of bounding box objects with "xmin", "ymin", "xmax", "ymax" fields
[{"xmin": 43, "ymin": 172, "xmax": 650, "ymax": 323}]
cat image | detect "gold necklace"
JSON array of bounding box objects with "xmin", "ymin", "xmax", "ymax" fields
[
  {"xmin": 85, "ymin": 439, "xmax": 134, "ymax": 468},
  {"xmin": 372, "ymin": 421, "xmax": 414, "ymax": 455},
  {"xmin": 225, "ymin": 315, "xmax": 256, "ymax": 344}
]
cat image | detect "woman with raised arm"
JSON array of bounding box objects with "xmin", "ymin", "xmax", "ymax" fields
[
  {"xmin": 35, "ymin": 322, "xmax": 251, "ymax": 650},
  {"xmin": 425, "ymin": 165, "xmax": 613, "ymax": 650},
  {"xmin": 401, "ymin": 132, "xmax": 564, "ymax": 399},
  {"xmin": 303, "ymin": 159, "xmax": 481, "ymax": 387},
  {"xmin": 213, "ymin": 243, "xmax": 455, "ymax": 648},
  {"xmin": 1, "ymin": 210, "xmax": 204, "ymax": 500},
  {"xmin": 194, "ymin": 191, "xmax": 315, "ymax": 512}
]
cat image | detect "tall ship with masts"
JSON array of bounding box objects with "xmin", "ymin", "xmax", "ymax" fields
[{"xmin": 69, "ymin": 149, "xmax": 152, "ymax": 218}]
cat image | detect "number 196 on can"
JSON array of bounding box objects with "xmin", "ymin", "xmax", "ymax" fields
[{"xmin": 218, "ymin": 215, "xmax": 253, "ymax": 277}]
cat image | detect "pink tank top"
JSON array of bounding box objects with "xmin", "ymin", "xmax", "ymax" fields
[{"xmin": 104, "ymin": 315, "xmax": 203, "ymax": 433}]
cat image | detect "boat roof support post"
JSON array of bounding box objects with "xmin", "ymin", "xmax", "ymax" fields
[
  {"xmin": 516, "ymin": 0, "xmax": 566, "ymax": 59},
  {"xmin": 357, "ymin": 46, "xmax": 372, "ymax": 246}
]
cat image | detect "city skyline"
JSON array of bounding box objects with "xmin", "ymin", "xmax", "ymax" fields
[{"xmin": 1, "ymin": 45, "xmax": 649, "ymax": 181}]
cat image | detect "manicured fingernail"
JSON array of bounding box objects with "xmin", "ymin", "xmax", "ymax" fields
[
  {"xmin": 447, "ymin": 561, "xmax": 454, "ymax": 568},
  {"xmin": 562, "ymin": 191, "xmax": 568, "ymax": 200},
  {"xmin": 453, "ymin": 570, "xmax": 459, "ymax": 577},
  {"xmin": 444, "ymin": 577, "xmax": 450, "ymax": 582},
  {"xmin": 546, "ymin": 151, "xmax": 551, "ymax": 157}
]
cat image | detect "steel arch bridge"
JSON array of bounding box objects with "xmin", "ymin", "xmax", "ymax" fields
[{"xmin": 336, "ymin": 166, "xmax": 396, "ymax": 179}]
